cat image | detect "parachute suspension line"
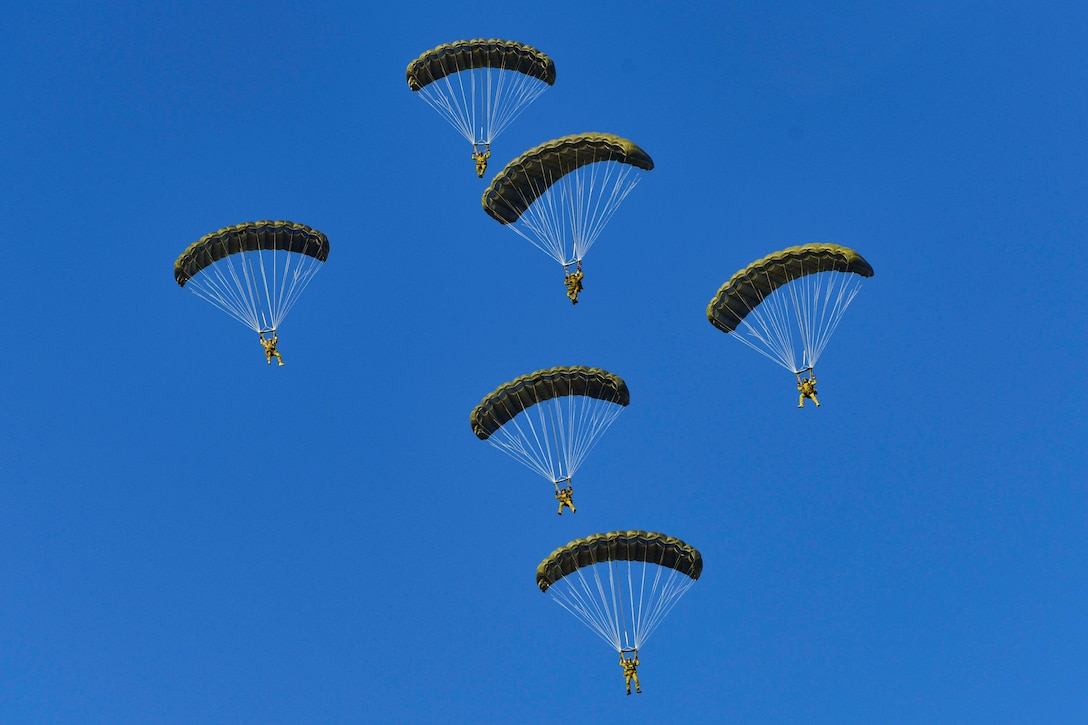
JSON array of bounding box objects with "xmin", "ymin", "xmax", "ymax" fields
[
  {"xmin": 418, "ymin": 77, "xmax": 473, "ymax": 144},
  {"xmin": 253, "ymin": 241, "xmax": 275, "ymax": 333},
  {"xmin": 473, "ymin": 63, "xmax": 484, "ymax": 145},
  {"xmin": 630, "ymin": 559, "xmax": 696, "ymax": 651},
  {"xmin": 731, "ymin": 268, "xmax": 864, "ymax": 374},
  {"xmin": 183, "ymin": 242, "xmax": 324, "ymax": 335},
  {"xmin": 564, "ymin": 150, "xmax": 586, "ymax": 261},
  {"xmin": 507, "ymin": 160, "xmax": 644, "ymax": 268},
  {"xmin": 633, "ymin": 561, "xmax": 695, "ymax": 650},
  {"xmin": 781, "ymin": 269, "xmax": 863, "ymax": 372},
  {"xmin": 422, "ymin": 52, "xmax": 479, "ymax": 144},
  {"xmin": 630, "ymin": 558, "xmax": 646, "ymax": 651},
  {"xmin": 625, "ymin": 558, "xmax": 656, "ymax": 652},
  {"xmin": 791, "ymin": 272, "xmax": 817, "ymax": 371},
  {"xmin": 230, "ymin": 248, "xmax": 266, "ymax": 330},
  {"xmin": 570, "ymin": 157, "xmax": 642, "ymax": 262},
  {"xmin": 554, "ymin": 385, "xmax": 625, "ymax": 483},
  {"xmin": 547, "ymin": 557, "xmax": 698, "ymax": 654},
  {"xmin": 732, "ymin": 274, "xmax": 801, "ymax": 372},
  {"xmin": 479, "ymin": 52, "xmax": 549, "ymax": 144},
  {"xmin": 534, "ymin": 390, "xmax": 565, "ymax": 482},
  {"xmin": 624, "ymin": 558, "xmax": 638, "ymax": 652},
  {"xmin": 250, "ymin": 237, "xmax": 324, "ymax": 334},
  {"xmin": 799, "ymin": 271, "xmax": 863, "ymax": 370},
  {"xmin": 564, "ymin": 392, "xmax": 623, "ymax": 479},
  {"xmin": 549, "ymin": 556, "xmax": 625, "ymax": 651},
  {"xmin": 199, "ymin": 249, "xmax": 268, "ymax": 332},
  {"xmin": 484, "ymin": 387, "xmax": 625, "ymax": 486},
  {"xmin": 481, "ymin": 53, "xmax": 507, "ymax": 144},
  {"xmin": 549, "ymin": 562, "xmax": 606, "ymax": 644},
  {"xmin": 268, "ymin": 226, "xmax": 296, "ymax": 331},
  {"xmin": 268, "ymin": 246, "xmax": 324, "ymax": 331},
  {"xmin": 508, "ymin": 160, "xmax": 569, "ymax": 265},
  {"xmin": 417, "ymin": 63, "xmax": 550, "ymax": 148},
  {"xmin": 487, "ymin": 394, "xmax": 559, "ymax": 483},
  {"xmin": 488, "ymin": 386, "xmax": 569, "ymax": 484},
  {"xmin": 186, "ymin": 254, "xmax": 261, "ymax": 332},
  {"xmin": 560, "ymin": 389, "xmax": 583, "ymax": 481},
  {"xmin": 615, "ymin": 561, "xmax": 632, "ymax": 653}
]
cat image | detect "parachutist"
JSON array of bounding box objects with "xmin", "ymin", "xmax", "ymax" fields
[
  {"xmin": 409, "ymin": 41, "xmax": 553, "ymax": 182},
  {"xmin": 555, "ymin": 484, "xmax": 576, "ymax": 515},
  {"xmin": 473, "ymin": 146, "xmax": 490, "ymax": 178},
  {"xmin": 176, "ymin": 222, "xmax": 329, "ymax": 355},
  {"xmin": 260, "ymin": 332, "xmax": 284, "ymax": 366},
  {"xmin": 564, "ymin": 262, "xmax": 584, "ymax": 305},
  {"xmin": 620, "ymin": 651, "xmax": 641, "ymax": 695},
  {"xmin": 797, "ymin": 372, "xmax": 819, "ymax": 408}
]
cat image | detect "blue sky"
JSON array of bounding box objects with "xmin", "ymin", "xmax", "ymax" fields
[{"xmin": 2, "ymin": 2, "xmax": 1086, "ymax": 722}]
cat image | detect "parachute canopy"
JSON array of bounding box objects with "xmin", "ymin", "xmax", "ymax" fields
[
  {"xmin": 707, "ymin": 243, "xmax": 873, "ymax": 374},
  {"xmin": 471, "ymin": 366, "xmax": 629, "ymax": 491},
  {"xmin": 407, "ymin": 39, "xmax": 555, "ymax": 174},
  {"xmin": 472, "ymin": 366, "xmax": 630, "ymax": 439},
  {"xmin": 482, "ymin": 134, "xmax": 653, "ymax": 278},
  {"xmin": 174, "ymin": 220, "xmax": 328, "ymax": 335},
  {"xmin": 538, "ymin": 530, "xmax": 702, "ymax": 654},
  {"xmin": 407, "ymin": 39, "xmax": 555, "ymax": 91},
  {"xmin": 483, "ymin": 134, "xmax": 654, "ymax": 225}
]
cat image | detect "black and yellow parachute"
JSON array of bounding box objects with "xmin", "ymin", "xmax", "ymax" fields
[
  {"xmin": 482, "ymin": 133, "xmax": 653, "ymax": 301},
  {"xmin": 471, "ymin": 366, "xmax": 629, "ymax": 500},
  {"xmin": 706, "ymin": 243, "xmax": 873, "ymax": 375},
  {"xmin": 407, "ymin": 39, "xmax": 555, "ymax": 176},
  {"xmin": 174, "ymin": 220, "xmax": 328, "ymax": 336},
  {"xmin": 538, "ymin": 530, "xmax": 702, "ymax": 655}
]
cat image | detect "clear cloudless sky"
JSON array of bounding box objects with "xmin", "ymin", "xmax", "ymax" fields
[{"xmin": 2, "ymin": 1, "xmax": 1086, "ymax": 723}]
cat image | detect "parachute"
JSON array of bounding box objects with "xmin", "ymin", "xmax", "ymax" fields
[
  {"xmin": 407, "ymin": 39, "xmax": 555, "ymax": 177},
  {"xmin": 174, "ymin": 220, "xmax": 328, "ymax": 338},
  {"xmin": 482, "ymin": 133, "xmax": 653, "ymax": 303},
  {"xmin": 538, "ymin": 530, "xmax": 702, "ymax": 656},
  {"xmin": 471, "ymin": 366, "xmax": 629, "ymax": 507},
  {"xmin": 706, "ymin": 243, "xmax": 873, "ymax": 375}
]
